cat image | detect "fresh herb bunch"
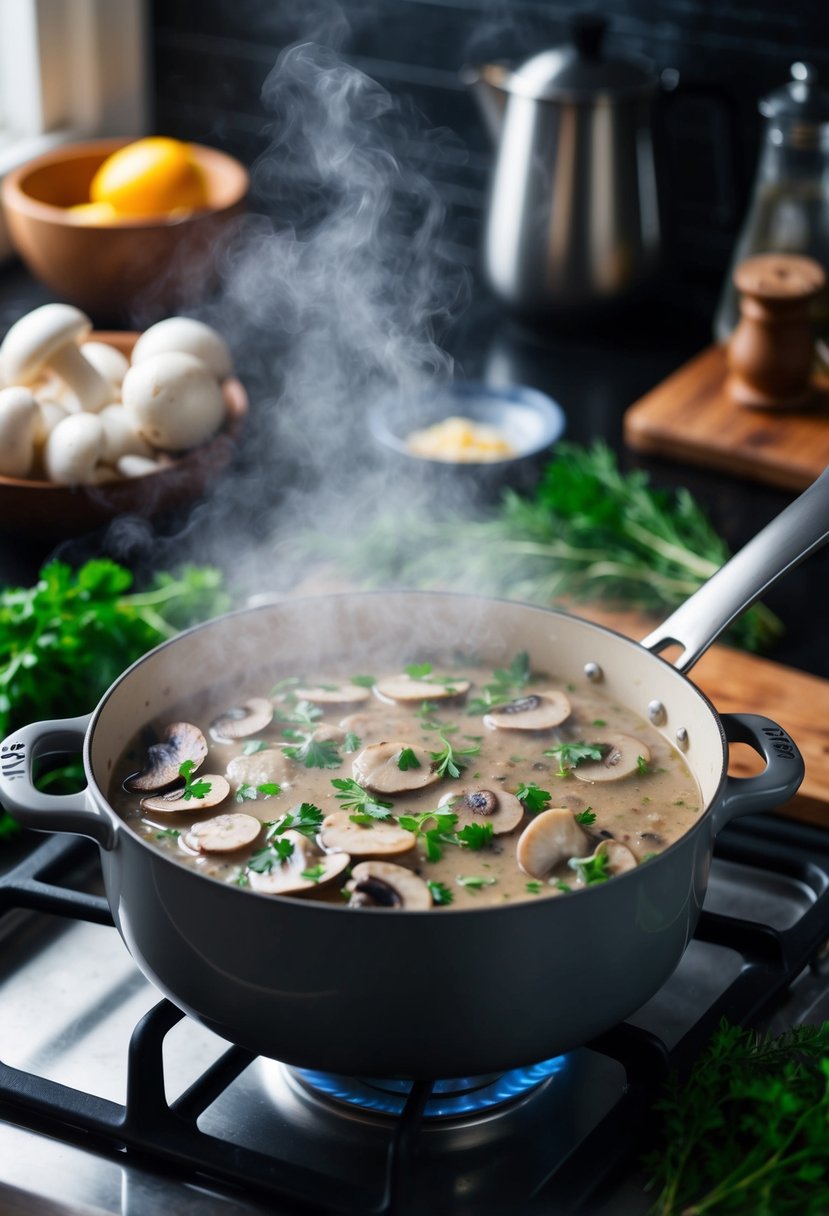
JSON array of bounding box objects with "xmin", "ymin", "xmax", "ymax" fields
[
  {"xmin": 0, "ymin": 559, "xmax": 229, "ymax": 840},
  {"xmin": 299, "ymin": 443, "xmax": 781, "ymax": 652},
  {"xmin": 644, "ymin": 1020, "xmax": 829, "ymax": 1215}
]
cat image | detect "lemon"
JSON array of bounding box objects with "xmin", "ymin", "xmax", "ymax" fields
[
  {"xmin": 90, "ymin": 137, "xmax": 207, "ymax": 217},
  {"xmin": 65, "ymin": 201, "xmax": 119, "ymax": 224}
]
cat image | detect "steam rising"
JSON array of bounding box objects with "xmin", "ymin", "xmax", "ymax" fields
[{"xmin": 100, "ymin": 31, "xmax": 471, "ymax": 595}]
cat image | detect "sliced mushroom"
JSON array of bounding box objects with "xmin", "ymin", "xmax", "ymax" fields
[
  {"xmin": 319, "ymin": 811, "xmax": 416, "ymax": 857},
  {"xmin": 183, "ymin": 812, "xmax": 262, "ymax": 854},
  {"xmin": 345, "ymin": 860, "xmax": 432, "ymax": 910},
  {"xmin": 311, "ymin": 724, "xmax": 346, "ymax": 744},
  {"xmin": 226, "ymin": 749, "xmax": 292, "ymax": 791},
  {"xmin": 570, "ymin": 839, "xmax": 638, "ymax": 885},
  {"xmin": 292, "ymin": 682, "xmax": 370, "ymax": 706},
  {"xmin": 484, "ymin": 690, "xmax": 571, "ymax": 732},
  {"xmin": 211, "ymin": 697, "xmax": 274, "ymax": 741},
  {"xmin": 516, "ymin": 807, "xmax": 591, "ymax": 879},
  {"xmin": 438, "ymin": 785, "xmax": 524, "ymax": 834},
  {"xmin": 572, "ymin": 730, "xmax": 651, "ymax": 783},
  {"xmin": 352, "ymin": 741, "xmax": 441, "ymax": 795},
  {"xmin": 375, "ymin": 674, "xmax": 471, "ymax": 703},
  {"xmin": 141, "ymin": 774, "xmax": 230, "ymax": 813},
  {"xmin": 247, "ymin": 829, "xmax": 350, "ymax": 895},
  {"xmin": 124, "ymin": 722, "xmax": 208, "ymax": 792},
  {"xmin": 339, "ymin": 709, "xmax": 412, "ymax": 745}
]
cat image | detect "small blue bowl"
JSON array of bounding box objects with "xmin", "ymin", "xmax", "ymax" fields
[{"xmin": 368, "ymin": 380, "xmax": 566, "ymax": 498}]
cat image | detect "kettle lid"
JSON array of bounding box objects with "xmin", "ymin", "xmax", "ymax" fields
[
  {"xmin": 759, "ymin": 62, "xmax": 829, "ymax": 123},
  {"xmin": 509, "ymin": 14, "xmax": 655, "ymax": 101}
]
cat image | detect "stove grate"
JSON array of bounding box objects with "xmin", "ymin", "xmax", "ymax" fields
[{"xmin": 0, "ymin": 816, "xmax": 828, "ymax": 1215}]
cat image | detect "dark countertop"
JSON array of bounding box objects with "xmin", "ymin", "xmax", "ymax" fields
[{"xmin": 1, "ymin": 260, "xmax": 827, "ymax": 680}]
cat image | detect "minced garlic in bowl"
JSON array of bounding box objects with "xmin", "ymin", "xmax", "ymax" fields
[{"xmin": 405, "ymin": 415, "xmax": 517, "ymax": 463}]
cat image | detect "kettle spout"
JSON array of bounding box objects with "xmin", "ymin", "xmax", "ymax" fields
[{"xmin": 462, "ymin": 64, "xmax": 508, "ymax": 143}]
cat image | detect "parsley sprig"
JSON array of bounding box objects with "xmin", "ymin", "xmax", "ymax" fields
[
  {"xmin": 178, "ymin": 760, "xmax": 212, "ymax": 801},
  {"xmin": 467, "ymin": 651, "xmax": 532, "ymax": 715},
  {"xmin": 456, "ymin": 822, "xmax": 494, "ymax": 850},
  {"xmin": 397, "ymin": 809, "xmax": 458, "ymax": 861},
  {"xmin": 266, "ymin": 803, "xmax": 324, "ymax": 839},
  {"xmin": 331, "ymin": 778, "xmax": 393, "ymax": 822},
  {"xmin": 644, "ymin": 1020, "xmax": 829, "ymax": 1216},
  {"xmin": 429, "ymin": 735, "xmax": 480, "ymax": 779},
  {"xmin": 426, "ymin": 879, "xmax": 454, "ymax": 905},
  {"xmin": 397, "ymin": 747, "xmax": 421, "ymax": 771},
  {"xmin": 282, "ymin": 730, "xmax": 342, "ymax": 769},
  {"xmin": 247, "ymin": 837, "xmax": 295, "ymax": 873},
  {"xmin": 568, "ymin": 851, "xmax": 610, "ymax": 885},
  {"xmin": 235, "ymin": 780, "xmax": 281, "ymax": 803},
  {"xmin": 544, "ymin": 741, "xmax": 604, "ymax": 777},
  {"xmin": 515, "ymin": 781, "xmax": 551, "ymax": 814}
]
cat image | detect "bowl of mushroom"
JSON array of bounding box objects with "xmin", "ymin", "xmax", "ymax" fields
[{"xmin": 0, "ymin": 305, "xmax": 247, "ymax": 537}]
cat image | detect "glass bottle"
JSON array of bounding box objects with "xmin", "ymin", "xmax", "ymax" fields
[{"xmin": 714, "ymin": 62, "xmax": 829, "ymax": 343}]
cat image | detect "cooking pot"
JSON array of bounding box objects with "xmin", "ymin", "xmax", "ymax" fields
[{"xmin": 1, "ymin": 470, "xmax": 827, "ymax": 1080}]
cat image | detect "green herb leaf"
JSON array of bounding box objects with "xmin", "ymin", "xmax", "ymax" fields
[
  {"xmin": 544, "ymin": 741, "xmax": 604, "ymax": 778},
  {"xmin": 331, "ymin": 778, "xmax": 392, "ymax": 820},
  {"xmin": 268, "ymin": 802, "xmax": 324, "ymax": 838},
  {"xmin": 350, "ymin": 674, "xmax": 376, "ymax": 688},
  {"xmin": 178, "ymin": 759, "xmax": 212, "ymax": 801},
  {"xmin": 456, "ymin": 822, "xmax": 494, "ymax": 850},
  {"xmin": 155, "ymin": 828, "xmax": 180, "ymax": 839},
  {"xmin": 525, "ymin": 881, "xmax": 543, "ymax": 895},
  {"xmin": 515, "ymin": 781, "xmax": 551, "ymax": 814},
  {"xmin": 574, "ymin": 808, "xmax": 596, "ymax": 825},
  {"xmin": 301, "ymin": 864, "xmax": 328, "ymax": 883},
  {"xmin": 456, "ymin": 875, "xmax": 497, "ymax": 891},
  {"xmin": 466, "ymin": 651, "xmax": 532, "ymax": 715},
  {"xmin": 636, "ymin": 754, "xmax": 652, "ymax": 776},
  {"xmin": 554, "ymin": 880, "xmax": 572, "ymax": 893},
  {"xmin": 282, "ymin": 734, "xmax": 343, "ymax": 769},
  {"xmin": 397, "ymin": 747, "xmax": 421, "ymax": 771},
  {"xmin": 243, "ymin": 739, "xmax": 270, "ymax": 755},
  {"xmin": 398, "ymin": 809, "xmax": 458, "ymax": 862},
  {"xmin": 568, "ymin": 851, "xmax": 610, "ymax": 885},
  {"xmin": 275, "ymin": 699, "xmax": 323, "ymax": 728},
  {"xmin": 236, "ymin": 780, "xmax": 282, "ymax": 804},
  {"xmin": 405, "ymin": 662, "xmax": 432, "ymax": 680},
  {"xmin": 343, "ymin": 731, "xmax": 361, "ymax": 753},
  {"xmin": 429, "ymin": 734, "xmax": 480, "ymax": 780},
  {"xmin": 248, "ymin": 837, "xmax": 295, "ymax": 873},
  {"xmin": 426, "ymin": 880, "xmax": 454, "ymax": 905}
]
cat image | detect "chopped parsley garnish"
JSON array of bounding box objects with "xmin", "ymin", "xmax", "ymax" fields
[
  {"xmin": 457, "ymin": 875, "xmax": 497, "ymax": 891},
  {"xmin": 515, "ymin": 781, "xmax": 551, "ymax": 814},
  {"xmin": 275, "ymin": 698, "xmax": 323, "ymax": 728},
  {"xmin": 554, "ymin": 880, "xmax": 572, "ymax": 893},
  {"xmin": 234, "ymin": 870, "xmax": 250, "ymax": 887},
  {"xmin": 248, "ymin": 837, "xmax": 295, "ymax": 873},
  {"xmin": 178, "ymin": 759, "xmax": 212, "ymax": 800},
  {"xmin": 235, "ymin": 780, "xmax": 281, "ymax": 803},
  {"xmin": 301, "ymin": 864, "xmax": 328, "ymax": 883},
  {"xmin": 456, "ymin": 822, "xmax": 494, "ymax": 850},
  {"xmin": 397, "ymin": 809, "xmax": 458, "ymax": 862},
  {"xmin": 467, "ymin": 651, "xmax": 532, "ymax": 715},
  {"xmin": 525, "ymin": 881, "xmax": 542, "ymax": 895},
  {"xmin": 574, "ymin": 807, "xmax": 596, "ymax": 825},
  {"xmin": 427, "ymin": 880, "xmax": 454, "ymax": 906},
  {"xmin": 568, "ymin": 851, "xmax": 610, "ymax": 885},
  {"xmin": 429, "ymin": 735, "xmax": 480, "ymax": 779},
  {"xmin": 343, "ymin": 731, "xmax": 361, "ymax": 753},
  {"xmin": 636, "ymin": 754, "xmax": 652, "ymax": 776},
  {"xmin": 155, "ymin": 827, "xmax": 180, "ymax": 839},
  {"xmin": 405, "ymin": 662, "xmax": 433, "ymax": 680},
  {"xmin": 544, "ymin": 741, "xmax": 604, "ymax": 777},
  {"xmin": 350, "ymin": 674, "xmax": 376, "ymax": 688},
  {"xmin": 592, "ymin": 719, "xmax": 607, "ymax": 727},
  {"xmin": 640, "ymin": 851, "xmax": 658, "ymax": 862},
  {"xmin": 331, "ymin": 778, "xmax": 393, "ymax": 820},
  {"xmin": 417, "ymin": 700, "xmax": 458, "ymax": 734},
  {"xmin": 268, "ymin": 803, "xmax": 324, "ymax": 838},
  {"xmin": 282, "ymin": 732, "xmax": 342, "ymax": 769},
  {"xmin": 242, "ymin": 739, "xmax": 270, "ymax": 756},
  {"xmin": 397, "ymin": 747, "xmax": 421, "ymax": 771}
]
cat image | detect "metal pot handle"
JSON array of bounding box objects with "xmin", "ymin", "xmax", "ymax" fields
[
  {"xmin": 0, "ymin": 714, "xmax": 115, "ymax": 849},
  {"xmin": 641, "ymin": 464, "xmax": 829, "ymax": 672},
  {"xmin": 712, "ymin": 713, "xmax": 804, "ymax": 833}
]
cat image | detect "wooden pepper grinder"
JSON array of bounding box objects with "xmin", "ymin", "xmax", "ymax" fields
[{"xmin": 727, "ymin": 252, "xmax": 826, "ymax": 409}]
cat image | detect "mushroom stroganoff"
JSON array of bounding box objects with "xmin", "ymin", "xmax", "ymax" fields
[{"xmin": 111, "ymin": 654, "xmax": 701, "ymax": 909}]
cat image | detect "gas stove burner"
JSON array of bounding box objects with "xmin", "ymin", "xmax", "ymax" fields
[{"xmin": 292, "ymin": 1054, "xmax": 569, "ymax": 1119}]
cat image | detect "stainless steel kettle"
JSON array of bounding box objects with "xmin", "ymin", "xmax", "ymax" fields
[{"xmin": 465, "ymin": 15, "xmax": 664, "ymax": 317}]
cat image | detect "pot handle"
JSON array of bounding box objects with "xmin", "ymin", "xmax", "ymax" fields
[
  {"xmin": 0, "ymin": 714, "xmax": 115, "ymax": 850},
  {"xmin": 641, "ymin": 464, "xmax": 829, "ymax": 673},
  {"xmin": 712, "ymin": 713, "xmax": 804, "ymax": 833}
]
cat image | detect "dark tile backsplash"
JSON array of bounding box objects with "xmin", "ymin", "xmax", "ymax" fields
[{"xmin": 150, "ymin": 0, "xmax": 828, "ymax": 282}]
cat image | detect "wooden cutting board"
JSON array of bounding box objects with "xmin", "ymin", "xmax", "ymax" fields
[
  {"xmin": 570, "ymin": 600, "xmax": 829, "ymax": 827},
  {"xmin": 624, "ymin": 344, "xmax": 829, "ymax": 491}
]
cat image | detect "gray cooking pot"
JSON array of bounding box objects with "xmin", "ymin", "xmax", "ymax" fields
[{"xmin": 1, "ymin": 470, "xmax": 827, "ymax": 1080}]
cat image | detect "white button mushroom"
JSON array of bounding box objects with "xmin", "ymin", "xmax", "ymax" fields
[
  {"xmin": 0, "ymin": 304, "xmax": 114, "ymax": 412},
  {"xmin": 516, "ymin": 807, "xmax": 591, "ymax": 879},
  {"xmin": 81, "ymin": 341, "xmax": 130, "ymax": 389},
  {"xmin": 352, "ymin": 741, "xmax": 441, "ymax": 795},
  {"xmin": 0, "ymin": 387, "xmax": 38, "ymax": 477},
  {"xmin": 43, "ymin": 413, "xmax": 105, "ymax": 485},
  {"xmin": 141, "ymin": 774, "xmax": 231, "ymax": 814},
  {"xmin": 99, "ymin": 404, "xmax": 153, "ymax": 464},
  {"xmin": 183, "ymin": 812, "xmax": 262, "ymax": 854},
  {"xmin": 116, "ymin": 454, "xmax": 163, "ymax": 479},
  {"xmin": 484, "ymin": 691, "xmax": 571, "ymax": 732},
  {"xmin": 319, "ymin": 811, "xmax": 417, "ymax": 858},
  {"xmin": 345, "ymin": 861, "xmax": 433, "ymax": 910},
  {"xmin": 437, "ymin": 785, "xmax": 525, "ymax": 834},
  {"xmin": 130, "ymin": 317, "xmax": 234, "ymax": 380},
  {"xmin": 122, "ymin": 352, "xmax": 226, "ymax": 451},
  {"xmin": 572, "ymin": 731, "xmax": 652, "ymax": 783},
  {"xmin": 376, "ymin": 673, "xmax": 471, "ymax": 703},
  {"xmin": 33, "ymin": 399, "xmax": 69, "ymax": 449}
]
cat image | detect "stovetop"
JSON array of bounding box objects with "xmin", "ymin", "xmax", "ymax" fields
[{"xmin": 1, "ymin": 814, "xmax": 828, "ymax": 1216}]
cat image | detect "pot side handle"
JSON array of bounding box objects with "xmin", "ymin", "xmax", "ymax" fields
[
  {"xmin": 712, "ymin": 713, "xmax": 804, "ymax": 834},
  {"xmin": 0, "ymin": 715, "xmax": 115, "ymax": 850}
]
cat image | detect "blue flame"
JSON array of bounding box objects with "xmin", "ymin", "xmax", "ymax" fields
[{"xmin": 296, "ymin": 1055, "xmax": 568, "ymax": 1119}]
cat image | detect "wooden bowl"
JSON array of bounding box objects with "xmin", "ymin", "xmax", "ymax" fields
[
  {"xmin": 1, "ymin": 140, "xmax": 249, "ymax": 322},
  {"xmin": 0, "ymin": 332, "xmax": 248, "ymax": 539}
]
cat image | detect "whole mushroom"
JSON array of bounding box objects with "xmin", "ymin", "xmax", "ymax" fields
[
  {"xmin": 81, "ymin": 341, "xmax": 130, "ymax": 390},
  {"xmin": 43, "ymin": 413, "xmax": 105, "ymax": 485},
  {"xmin": 122, "ymin": 351, "xmax": 226, "ymax": 451},
  {"xmin": 0, "ymin": 387, "xmax": 38, "ymax": 478},
  {"xmin": 130, "ymin": 317, "xmax": 234, "ymax": 381},
  {"xmin": 0, "ymin": 304, "xmax": 114, "ymax": 412}
]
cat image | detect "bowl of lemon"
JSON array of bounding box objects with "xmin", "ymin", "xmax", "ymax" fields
[{"xmin": 1, "ymin": 137, "xmax": 248, "ymax": 322}]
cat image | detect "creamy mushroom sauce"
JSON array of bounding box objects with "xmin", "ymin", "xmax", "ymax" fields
[{"xmin": 110, "ymin": 658, "xmax": 702, "ymax": 910}]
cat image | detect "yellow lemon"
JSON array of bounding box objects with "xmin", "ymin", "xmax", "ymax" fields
[
  {"xmin": 64, "ymin": 201, "xmax": 119, "ymax": 224},
  {"xmin": 90, "ymin": 137, "xmax": 208, "ymax": 217}
]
